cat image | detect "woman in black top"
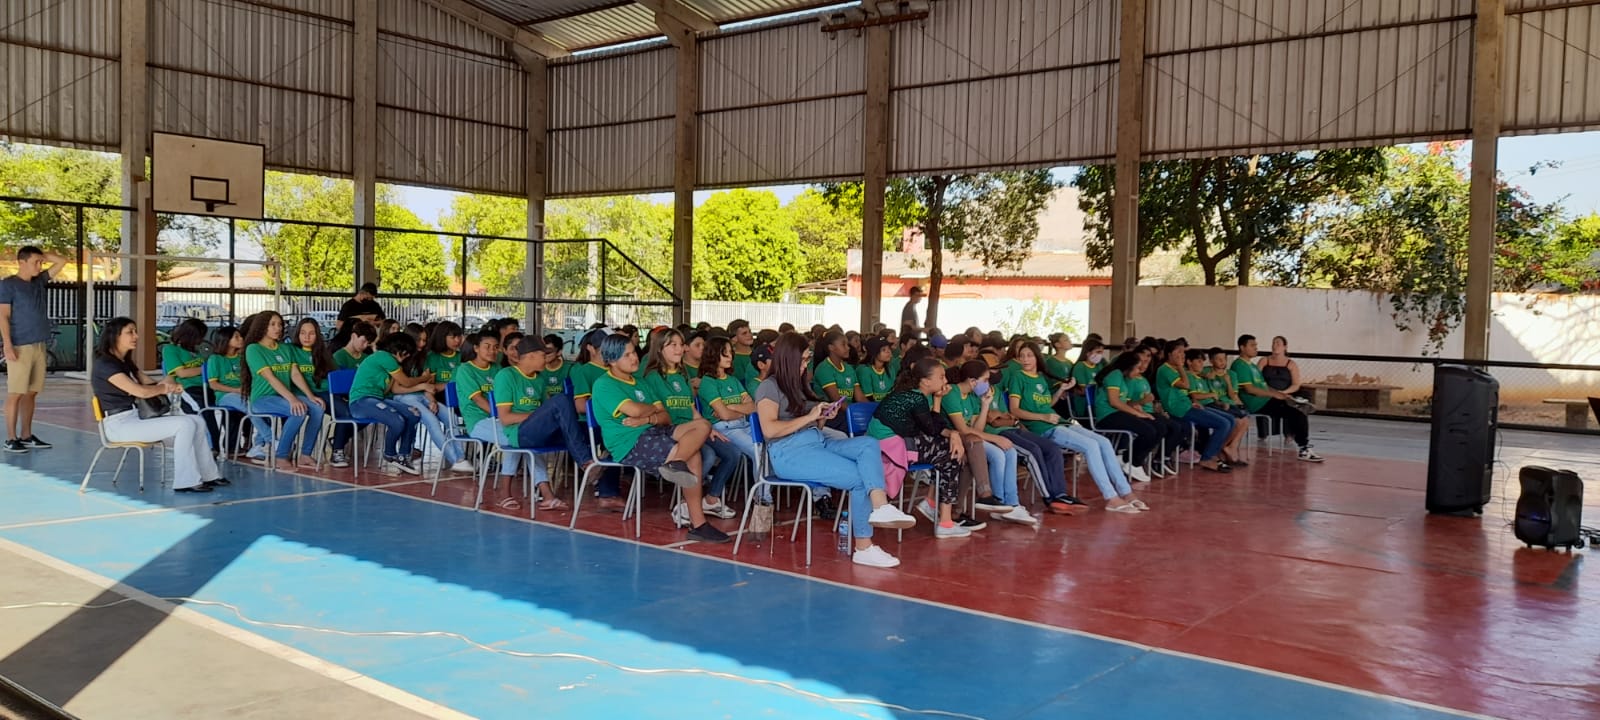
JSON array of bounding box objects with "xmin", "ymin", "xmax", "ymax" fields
[
  {"xmin": 92, "ymin": 317, "xmax": 226, "ymax": 493},
  {"xmin": 871, "ymin": 357, "xmax": 969, "ymax": 538}
]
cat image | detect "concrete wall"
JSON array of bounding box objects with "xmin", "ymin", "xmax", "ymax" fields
[
  {"xmin": 825, "ymin": 296, "xmax": 1090, "ymax": 340},
  {"xmin": 1086, "ymin": 286, "xmax": 1600, "ymax": 404}
]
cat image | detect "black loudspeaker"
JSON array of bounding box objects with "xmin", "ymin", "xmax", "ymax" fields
[
  {"xmin": 1426, "ymin": 365, "xmax": 1498, "ymax": 515},
  {"xmin": 1514, "ymin": 466, "xmax": 1585, "ymax": 550}
]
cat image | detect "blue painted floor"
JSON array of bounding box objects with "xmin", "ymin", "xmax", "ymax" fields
[{"xmin": 0, "ymin": 423, "xmax": 1476, "ymax": 719}]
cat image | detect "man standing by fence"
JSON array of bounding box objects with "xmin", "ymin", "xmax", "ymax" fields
[
  {"xmin": 337, "ymin": 282, "xmax": 386, "ymax": 332},
  {"xmin": 1, "ymin": 245, "xmax": 64, "ymax": 454}
]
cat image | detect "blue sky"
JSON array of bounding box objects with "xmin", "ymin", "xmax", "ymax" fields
[{"xmin": 396, "ymin": 132, "xmax": 1600, "ymax": 226}]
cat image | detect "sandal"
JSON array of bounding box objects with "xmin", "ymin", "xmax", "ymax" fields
[
  {"xmin": 497, "ymin": 497, "xmax": 523, "ymax": 511},
  {"xmin": 536, "ymin": 498, "xmax": 569, "ymax": 511}
]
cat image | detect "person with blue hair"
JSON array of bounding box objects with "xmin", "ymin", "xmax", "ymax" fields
[{"xmin": 591, "ymin": 333, "xmax": 730, "ymax": 543}]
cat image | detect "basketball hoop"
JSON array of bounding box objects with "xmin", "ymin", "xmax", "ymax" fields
[{"xmin": 190, "ymin": 176, "xmax": 235, "ymax": 214}]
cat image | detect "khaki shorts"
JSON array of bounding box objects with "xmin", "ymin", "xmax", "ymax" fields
[{"xmin": 6, "ymin": 342, "xmax": 45, "ymax": 395}]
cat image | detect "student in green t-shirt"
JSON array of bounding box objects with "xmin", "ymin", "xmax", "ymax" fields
[
  {"xmin": 1089, "ymin": 349, "xmax": 1161, "ymax": 485},
  {"xmin": 1068, "ymin": 337, "xmax": 1106, "ymax": 419},
  {"xmin": 945, "ymin": 360, "xmax": 1036, "ymax": 526},
  {"xmin": 1205, "ymin": 347, "xmax": 1249, "ymax": 417},
  {"xmin": 203, "ymin": 325, "xmax": 252, "ymax": 456},
  {"xmin": 332, "ymin": 321, "xmax": 375, "ymax": 370},
  {"xmin": 812, "ymin": 331, "xmax": 862, "ymax": 436},
  {"xmin": 644, "ymin": 328, "xmax": 738, "ymax": 520},
  {"xmin": 240, "ymin": 311, "xmax": 325, "ymax": 470},
  {"xmin": 1155, "ymin": 342, "xmax": 1235, "ymax": 473},
  {"xmin": 1232, "ymin": 334, "xmax": 1319, "ymax": 461},
  {"xmin": 727, "ymin": 319, "xmax": 757, "ymax": 387},
  {"xmin": 484, "ymin": 336, "xmax": 593, "ymax": 512},
  {"xmin": 569, "ymin": 328, "xmax": 611, "ymax": 418},
  {"xmin": 160, "ymin": 319, "xmax": 214, "ymax": 435},
  {"xmin": 592, "ymin": 333, "xmax": 727, "ymax": 543},
  {"xmin": 382, "ymin": 320, "xmax": 470, "ymax": 474},
  {"xmin": 697, "ymin": 336, "xmax": 758, "ymax": 475},
  {"xmin": 1184, "ymin": 349, "xmax": 1248, "ymax": 465},
  {"xmin": 538, "ymin": 334, "xmax": 572, "ymax": 400},
  {"xmin": 454, "ymin": 332, "xmax": 501, "ymax": 439},
  {"xmin": 855, "ymin": 337, "xmax": 894, "ymax": 402},
  {"xmin": 346, "ymin": 333, "xmax": 424, "ymax": 475}
]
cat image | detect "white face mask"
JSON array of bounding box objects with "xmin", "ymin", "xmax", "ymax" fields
[{"xmin": 1089, "ymin": 351, "xmax": 1105, "ymax": 364}]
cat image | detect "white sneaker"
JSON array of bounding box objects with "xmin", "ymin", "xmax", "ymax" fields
[
  {"xmin": 997, "ymin": 506, "xmax": 1040, "ymax": 526},
  {"xmin": 381, "ymin": 459, "xmax": 401, "ymax": 475},
  {"xmin": 915, "ymin": 498, "xmax": 937, "ymax": 523},
  {"xmin": 1126, "ymin": 463, "xmax": 1152, "ymax": 483},
  {"xmin": 1298, "ymin": 447, "xmax": 1324, "ymax": 463},
  {"xmin": 934, "ymin": 522, "xmax": 972, "ymax": 539},
  {"xmin": 867, "ymin": 504, "xmax": 916, "ymax": 529},
  {"xmin": 447, "ymin": 459, "xmax": 475, "ymax": 474},
  {"xmin": 670, "ymin": 502, "xmax": 691, "ymax": 528},
  {"xmin": 852, "ymin": 544, "xmax": 900, "ymax": 568},
  {"xmin": 246, "ymin": 444, "xmax": 267, "ymax": 460},
  {"xmin": 702, "ymin": 499, "xmax": 736, "ymax": 519}
]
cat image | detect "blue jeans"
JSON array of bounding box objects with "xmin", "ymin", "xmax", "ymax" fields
[
  {"xmin": 351, "ymin": 396, "xmax": 420, "ymax": 459},
  {"xmin": 215, "ymin": 392, "xmax": 265, "ymax": 450},
  {"xmin": 983, "ymin": 441, "xmax": 1020, "ymax": 506},
  {"xmin": 1183, "ymin": 406, "xmax": 1235, "ymax": 461},
  {"xmin": 391, "ymin": 392, "xmax": 460, "ymax": 465},
  {"xmin": 1042, "ymin": 424, "xmax": 1131, "ymax": 501},
  {"xmin": 715, "ymin": 420, "xmax": 764, "ymax": 501},
  {"xmin": 470, "ymin": 418, "xmax": 544, "ymax": 482},
  {"xmin": 513, "ymin": 400, "xmax": 594, "ymax": 478},
  {"xmin": 250, "ymin": 394, "xmax": 325, "ymax": 459},
  {"xmin": 766, "ymin": 428, "xmax": 884, "ymax": 540},
  {"xmin": 703, "ymin": 436, "xmax": 742, "ymax": 498}
]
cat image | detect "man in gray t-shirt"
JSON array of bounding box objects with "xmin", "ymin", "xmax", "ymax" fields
[{"xmin": 1, "ymin": 245, "xmax": 64, "ymax": 453}]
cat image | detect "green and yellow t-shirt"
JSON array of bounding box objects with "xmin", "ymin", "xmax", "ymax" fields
[
  {"xmin": 205, "ymin": 353, "xmax": 241, "ymax": 392},
  {"xmin": 1069, "ymin": 359, "xmax": 1101, "ymax": 417},
  {"xmin": 698, "ymin": 373, "xmax": 749, "ymax": 414},
  {"xmin": 1092, "ymin": 369, "xmax": 1136, "ymax": 421},
  {"xmin": 1155, "ymin": 363, "xmax": 1193, "ymax": 416},
  {"xmin": 453, "ymin": 359, "xmax": 497, "ymax": 430},
  {"xmin": 245, "ymin": 341, "xmax": 299, "ymax": 402},
  {"xmin": 644, "ymin": 368, "xmax": 695, "ymax": 425},
  {"xmin": 1004, "ymin": 369, "xmax": 1059, "ymax": 435},
  {"xmin": 1126, "ymin": 375, "xmax": 1154, "ymax": 413},
  {"xmin": 1042, "ymin": 355, "xmax": 1071, "ymax": 388},
  {"xmin": 332, "ymin": 347, "xmax": 365, "ymax": 371},
  {"xmin": 160, "ymin": 344, "xmax": 204, "ymax": 390},
  {"xmin": 812, "ymin": 359, "xmax": 858, "ymax": 400},
  {"xmin": 855, "ymin": 364, "xmax": 892, "ymax": 402},
  {"xmin": 943, "ymin": 387, "xmax": 983, "ymax": 427},
  {"xmin": 1207, "ymin": 369, "xmax": 1237, "ymax": 407},
  {"xmin": 291, "ymin": 344, "xmax": 327, "ymax": 394},
  {"xmin": 1189, "ymin": 370, "xmax": 1218, "ymax": 406},
  {"xmin": 349, "ymin": 350, "xmax": 404, "ymax": 403},
  {"xmin": 570, "ymin": 361, "xmax": 609, "ymax": 414},
  {"xmin": 425, "ymin": 351, "xmax": 460, "ymax": 388},
  {"xmin": 592, "ymin": 372, "xmax": 659, "ymax": 459},
  {"xmin": 492, "ymin": 366, "xmax": 545, "ymax": 445},
  {"xmin": 539, "ymin": 359, "xmax": 571, "ymax": 400},
  {"xmin": 1230, "ymin": 358, "xmax": 1270, "ymax": 413},
  {"xmin": 731, "ymin": 350, "xmax": 756, "ymax": 386}
]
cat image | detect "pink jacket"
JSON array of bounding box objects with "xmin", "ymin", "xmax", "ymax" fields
[{"xmin": 877, "ymin": 435, "xmax": 918, "ymax": 499}]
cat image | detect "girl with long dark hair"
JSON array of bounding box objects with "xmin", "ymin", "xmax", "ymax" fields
[
  {"xmin": 390, "ymin": 320, "xmax": 471, "ymax": 475},
  {"xmin": 162, "ymin": 318, "xmax": 219, "ymax": 446},
  {"xmin": 347, "ymin": 333, "xmax": 425, "ymax": 475},
  {"xmin": 92, "ymin": 317, "xmax": 225, "ymax": 492},
  {"xmin": 945, "ymin": 360, "xmax": 1036, "ymax": 526},
  {"xmin": 240, "ymin": 310, "xmax": 325, "ymax": 471},
  {"xmin": 868, "ymin": 357, "xmax": 969, "ymax": 537},
  {"xmin": 756, "ymin": 332, "xmax": 915, "ymax": 568},
  {"xmin": 644, "ymin": 328, "xmax": 740, "ymax": 522},
  {"xmin": 1010, "ymin": 341, "xmax": 1147, "ymax": 513},
  {"xmin": 205, "ymin": 325, "xmax": 250, "ymax": 456},
  {"xmin": 1092, "ymin": 349, "xmax": 1161, "ymax": 485}
]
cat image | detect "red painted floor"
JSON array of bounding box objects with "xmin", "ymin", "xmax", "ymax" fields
[{"xmin": 32, "ymin": 394, "xmax": 1600, "ymax": 719}]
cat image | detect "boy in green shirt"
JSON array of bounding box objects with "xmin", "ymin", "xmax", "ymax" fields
[
  {"xmin": 1231, "ymin": 334, "xmax": 1319, "ymax": 461},
  {"xmin": 486, "ymin": 336, "xmax": 593, "ymax": 512}
]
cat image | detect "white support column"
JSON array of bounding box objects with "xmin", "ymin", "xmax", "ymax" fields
[
  {"xmin": 1464, "ymin": 0, "xmax": 1505, "ymax": 361},
  {"xmin": 1109, "ymin": 0, "xmax": 1146, "ymax": 342},
  {"xmin": 352, "ymin": 0, "xmax": 379, "ymax": 288},
  {"xmin": 860, "ymin": 24, "xmax": 891, "ymax": 334},
  {"xmin": 121, "ymin": 0, "xmax": 156, "ymax": 367},
  {"xmin": 518, "ymin": 52, "xmax": 549, "ymax": 333}
]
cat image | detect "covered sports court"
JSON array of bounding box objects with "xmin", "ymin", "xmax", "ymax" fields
[{"xmin": 3, "ymin": 1, "xmax": 1600, "ymax": 718}]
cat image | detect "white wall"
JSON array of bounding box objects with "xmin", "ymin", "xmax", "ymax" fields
[{"xmin": 823, "ymin": 297, "xmax": 1090, "ymax": 339}]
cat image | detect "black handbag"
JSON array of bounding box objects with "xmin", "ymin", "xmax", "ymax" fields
[{"xmin": 135, "ymin": 393, "xmax": 172, "ymax": 419}]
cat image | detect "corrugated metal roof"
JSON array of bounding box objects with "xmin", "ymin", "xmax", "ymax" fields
[
  {"xmin": 1146, "ymin": 0, "xmax": 1474, "ymax": 55},
  {"xmin": 549, "ymin": 46, "xmax": 676, "ymax": 127},
  {"xmin": 378, "ymin": 0, "xmax": 507, "ymax": 56},
  {"xmin": 149, "ymin": 67, "xmax": 352, "ymax": 174},
  {"xmin": 378, "ymin": 107, "xmax": 526, "ymax": 194},
  {"xmin": 151, "ymin": 0, "xmax": 351, "ymax": 97},
  {"xmin": 465, "ymin": 0, "xmax": 629, "ymax": 26},
  {"xmin": 701, "ymin": 20, "xmax": 862, "ymax": 110},
  {"xmin": 532, "ymin": 2, "xmax": 661, "ymax": 50},
  {"xmin": 0, "ymin": 0, "xmax": 120, "ymax": 148},
  {"xmin": 700, "ymin": 95, "xmax": 863, "ymax": 185},
  {"xmin": 894, "ymin": 0, "xmax": 1117, "ymax": 88},
  {"xmin": 1503, "ymin": 2, "xmax": 1600, "ymax": 135},
  {"xmin": 548, "ymin": 119, "xmax": 675, "ymax": 195},
  {"xmin": 379, "ymin": 38, "xmax": 525, "ymax": 127},
  {"xmin": 1, "ymin": 0, "xmax": 120, "ymax": 57},
  {"xmin": 685, "ymin": 0, "xmax": 835, "ymax": 23}
]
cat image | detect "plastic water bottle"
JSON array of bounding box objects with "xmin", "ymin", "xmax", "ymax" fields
[{"xmin": 836, "ymin": 510, "xmax": 851, "ymax": 554}]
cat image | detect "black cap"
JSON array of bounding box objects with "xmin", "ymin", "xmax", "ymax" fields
[
  {"xmin": 751, "ymin": 343, "xmax": 773, "ymax": 365},
  {"xmin": 516, "ymin": 336, "xmax": 545, "ymax": 356},
  {"xmin": 864, "ymin": 337, "xmax": 889, "ymax": 360}
]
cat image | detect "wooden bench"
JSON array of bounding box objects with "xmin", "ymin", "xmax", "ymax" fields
[
  {"xmin": 1541, "ymin": 399, "xmax": 1592, "ymax": 429},
  {"xmin": 1300, "ymin": 382, "xmax": 1401, "ymax": 412}
]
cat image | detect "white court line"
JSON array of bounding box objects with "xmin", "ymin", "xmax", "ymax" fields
[
  {"xmin": 0, "ymin": 536, "xmax": 474, "ymax": 720},
  {"xmin": 19, "ymin": 422, "xmax": 1502, "ymax": 719}
]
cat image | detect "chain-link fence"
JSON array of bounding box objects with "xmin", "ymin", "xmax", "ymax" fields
[{"xmin": 1, "ymin": 195, "xmax": 679, "ymax": 371}]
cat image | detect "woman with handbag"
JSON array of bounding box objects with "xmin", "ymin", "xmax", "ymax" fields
[{"xmin": 92, "ymin": 317, "xmax": 227, "ymax": 493}]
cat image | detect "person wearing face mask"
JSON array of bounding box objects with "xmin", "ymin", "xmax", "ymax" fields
[
  {"xmin": 945, "ymin": 361, "xmax": 1037, "ymax": 526},
  {"xmin": 1069, "ymin": 337, "xmax": 1107, "ymax": 420},
  {"xmin": 1012, "ymin": 340, "xmax": 1147, "ymax": 514}
]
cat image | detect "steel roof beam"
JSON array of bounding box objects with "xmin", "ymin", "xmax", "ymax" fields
[{"xmin": 419, "ymin": 0, "xmax": 570, "ymax": 60}]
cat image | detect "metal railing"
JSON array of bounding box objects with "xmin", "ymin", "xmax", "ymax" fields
[{"xmin": 1, "ymin": 195, "xmax": 680, "ymax": 371}]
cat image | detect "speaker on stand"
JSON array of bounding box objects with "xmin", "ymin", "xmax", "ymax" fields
[{"xmin": 1426, "ymin": 365, "xmax": 1498, "ymax": 516}]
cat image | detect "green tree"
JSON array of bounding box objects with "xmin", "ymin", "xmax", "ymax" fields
[
  {"xmin": 0, "ymin": 143, "xmax": 220, "ymax": 279},
  {"xmin": 816, "ymin": 181, "xmax": 925, "ymax": 247},
  {"xmin": 1074, "ymin": 150, "xmax": 1384, "ymax": 285},
  {"xmin": 1293, "ymin": 143, "xmax": 1588, "ymax": 351},
  {"xmin": 375, "ymin": 201, "xmax": 448, "ymax": 293},
  {"xmin": 692, "ymin": 189, "xmax": 801, "ymax": 302},
  {"xmin": 786, "ymin": 188, "xmax": 858, "ymax": 302}
]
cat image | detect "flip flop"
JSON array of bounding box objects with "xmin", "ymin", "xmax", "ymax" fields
[{"xmin": 497, "ymin": 497, "xmax": 523, "ymax": 511}]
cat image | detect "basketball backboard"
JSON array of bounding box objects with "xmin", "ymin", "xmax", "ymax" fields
[{"xmin": 152, "ymin": 132, "xmax": 265, "ymax": 219}]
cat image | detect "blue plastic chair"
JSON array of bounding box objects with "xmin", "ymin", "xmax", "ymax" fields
[
  {"xmin": 568, "ymin": 398, "xmax": 644, "ymax": 538},
  {"xmin": 732, "ymin": 412, "xmax": 849, "ymax": 567},
  {"xmin": 325, "ymin": 369, "xmax": 380, "ymax": 474},
  {"xmin": 482, "ymin": 390, "xmax": 570, "ymax": 518}
]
